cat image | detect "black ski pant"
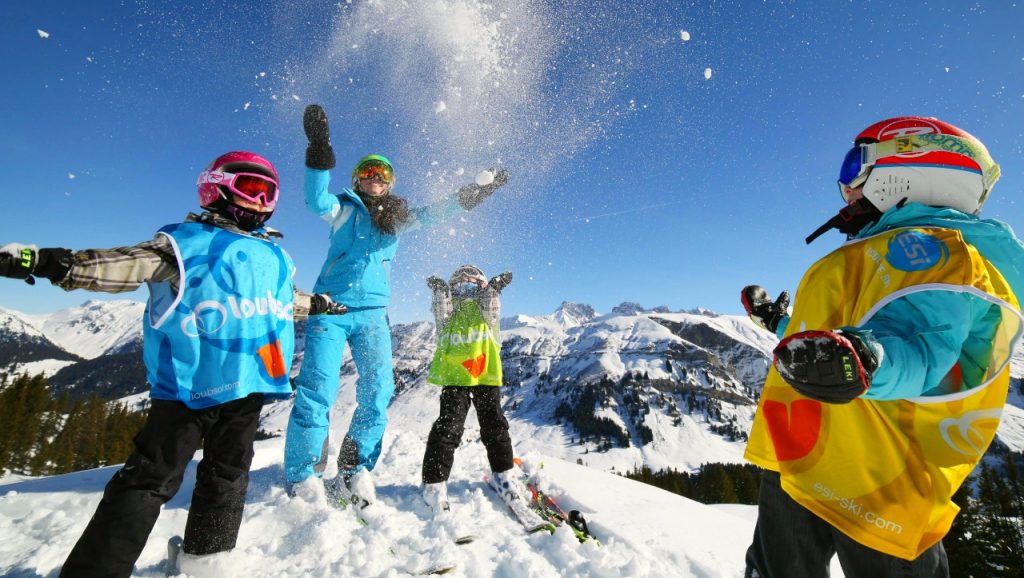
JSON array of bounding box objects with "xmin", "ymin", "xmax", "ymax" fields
[
  {"xmin": 745, "ymin": 469, "xmax": 949, "ymax": 578},
  {"xmin": 60, "ymin": 393, "xmax": 264, "ymax": 578},
  {"xmin": 422, "ymin": 385, "xmax": 513, "ymax": 484}
]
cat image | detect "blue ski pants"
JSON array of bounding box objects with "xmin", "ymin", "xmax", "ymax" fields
[{"xmin": 284, "ymin": 308, "xmax": 395, "ymax": 483}]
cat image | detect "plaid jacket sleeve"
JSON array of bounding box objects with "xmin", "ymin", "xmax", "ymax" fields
[{"xmin": 55, "ymin": 235, "xmax": 179, "ymax": 293}]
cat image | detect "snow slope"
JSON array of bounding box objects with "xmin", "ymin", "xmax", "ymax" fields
[
  {"xmin": 1, "ymin": 426, "xmax": 758, "ymax": 578},
  {"xmin": 28, "ymin": 300, "xmax": 145, "ymax": 360}
]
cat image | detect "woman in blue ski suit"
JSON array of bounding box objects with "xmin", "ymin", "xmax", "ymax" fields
[{"xmin": 284, "ymin": 105, "xmax": 509, "ymax": 501}]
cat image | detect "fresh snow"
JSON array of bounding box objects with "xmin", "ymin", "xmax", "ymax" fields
[
  {"xmin": 1, "ymin": 420, "xmax": 758, "ymax": 578},
  {"xmin": 9, "ymin": 358, "xmax": 77, "ymax": 378}
]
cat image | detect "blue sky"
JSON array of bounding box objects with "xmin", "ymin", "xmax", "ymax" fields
[{"xmin": 2, "ymin": 0, "xmax": 1022, "ymax": 324}]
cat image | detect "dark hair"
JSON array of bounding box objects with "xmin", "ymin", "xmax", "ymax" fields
[{"xmin": 357, "ymin": 189, "xmax": 411, "ymax": 235}]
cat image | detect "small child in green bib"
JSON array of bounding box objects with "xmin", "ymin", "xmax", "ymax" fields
[{"xmin": 420, "ymin": 265, "xmax": 543, "ymax": 528}]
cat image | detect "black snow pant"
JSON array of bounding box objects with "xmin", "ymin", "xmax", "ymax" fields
[
  {"xmin": 422, "ymin": 385, "xmax": 513, "ymax": 484},
  {"xmin": 60, "ymin": 393, "xmax": 264, "ymax": 578},
  {"xmin": 745, "ymin": 469, "xmax": 949, "ymax": 578}
]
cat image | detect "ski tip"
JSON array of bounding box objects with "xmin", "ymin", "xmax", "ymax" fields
[
  {"xmin": 527, "ymin": 523, "xmax": 557, "ymax": 535},
  {"xmin": 419, "ymin": 563, "xmax": 457, "ymax": 575},
  {"xmin": 455, "ymin": 535, "xmax": 477, "ymax": 545}
]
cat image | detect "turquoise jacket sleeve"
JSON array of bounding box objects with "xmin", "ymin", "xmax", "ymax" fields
[
  {"xmin": 844, "ymin": 291, "xmax": 1000, "ymax": 400},
  {"xmin": 304, "ymin": 168, "xmax": 339, "ymax": 218},
  {"xmin": 399, "ymin": 196, "xmax": 465, "ymax": 234},
  {"xmin": 775, "ymin": 316, "xmax": 790, "ymax": 340}
]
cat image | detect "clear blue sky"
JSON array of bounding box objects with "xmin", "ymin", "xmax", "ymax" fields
[{"xmin": 2, "ymin": 1, "xmax": 1022, "ymax": 324}]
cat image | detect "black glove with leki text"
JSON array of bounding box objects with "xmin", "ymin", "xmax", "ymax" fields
[
  {"xmin": 309, "ymin": 294, "xmax": 348, "ymax": 315},
  {"xmin": 458, "ymin": 169, "xmax": 509, "ymax": 211},
  {"xmin": 0, "ymin": 244, "xmax": 73, "ymax": 286},
  {"xmin": 0, "ymin": 243, "xmax": 38, "ymax": 284},
  {"xmin": 303, "ymin": 104, "xmax": 336, "ymax": 170},
  {"xmin": 741, "ymin": 285, "xmax": 790, "ymax": 334},
  {"xmin": 488, "ymin": 271, "xmax": 512, "ymax": 292},
  {"xmin": 772, "ymin": 329, "xmax": 880, "ymax": 404}
]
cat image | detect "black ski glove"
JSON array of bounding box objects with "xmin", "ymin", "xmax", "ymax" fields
[
  {"xmin": 309, "ymin": 293, "xmax": 348, "ymax": 315},
  {"xmin": 426, "ymin": 275, "xmax": 448, "ymax": 292},
  {"xmin": 741, "ymin": 285, "xmax": 789, "ymax": 334},
  {"xmin": 0, "ymin": 245, "xmax": 73, "ymax": 286},
  {"xmin": 303, "ymin": 104, "xmax": 336, "ymax": 170},
  {"xmin": 458, "ymin": 169, "xmax": 509, "ymax": 211},
  {"xmin": 0, "ymin": 244, "xmax": 38, "ymax": 284},
  {"xmin": 488, "ymin": 271, "xmax": 512, "ymax": 292},
  {"xmin": 773, "ymin": 329, "xmax": 879, "ymax": 404}
]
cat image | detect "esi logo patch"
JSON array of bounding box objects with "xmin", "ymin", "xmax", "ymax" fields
[{"xmin": 885, "ymin": 230, "xmax": 949, "ymax": 271}]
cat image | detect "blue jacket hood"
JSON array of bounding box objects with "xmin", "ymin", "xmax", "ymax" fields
[{"xmin": 855, "ymin": 202, "xmax": 1024, "ymax": 301}]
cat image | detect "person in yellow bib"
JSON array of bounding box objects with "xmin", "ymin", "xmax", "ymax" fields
[
  {"xmin": 740, "ymin": 116, "xmax": 1024, "ymax": 578},
  {"xmin": 419, "ymin": 265, "xmax": 545, "ymax": 528}
]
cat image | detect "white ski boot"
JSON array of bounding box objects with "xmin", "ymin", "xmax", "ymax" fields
[
  {"xmin": 422, "ymin": 482, "xmax": 451, "ymax": 517},
  {"xmin": 491, "ymin": 469, "xmax": 551, "ymax": 533},
  {"xmin": 422, "ymin": 482, "xmax": 477, "ymax": 545},
  {"xmin": 325, "ymin": 468, "xmax": 376, "ymax": 510},
  {"xmin": 165, "ymin": 536, "xmax": 235, "ymax": 577}
]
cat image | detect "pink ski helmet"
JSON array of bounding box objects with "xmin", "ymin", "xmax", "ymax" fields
[{"xmin": 197, "ymin": 151, "xmax": 280, "ymax": 230}]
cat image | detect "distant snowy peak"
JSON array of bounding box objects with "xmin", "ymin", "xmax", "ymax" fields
[
  {"xmin": 31, "ymin": 300, "xmax": 145, "ymax": 360},
  {"xmin": 552, "ymin": 301, "xmax": 596, "ymax": 327},
  {"xmin": 610, "ymin": 302, "xmax": 646, "ymax": 316},
  {"xmin": 609, "ymin": 302, "xmax": 673, "ymax": 316},
  {"xmin": 0, "ymin": 306, "xmax": 47, "ymax": 341}
]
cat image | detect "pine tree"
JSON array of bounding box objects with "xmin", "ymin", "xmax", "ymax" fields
[{"xmin": 946, "ymin": 481, "xmax": 986, "ymax": 577}]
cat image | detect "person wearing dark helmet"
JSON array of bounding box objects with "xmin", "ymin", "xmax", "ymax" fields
[
  {"xmin": 0, "ymin": 151, "xmax": 344, "ymax": 577},
  {"xmin": 740, "ymin": 117, "xmax": 1024, "ymax": 578},
  {"xmin": 283, "ymin": 104, "xmax": 509, "ymax": 509}
]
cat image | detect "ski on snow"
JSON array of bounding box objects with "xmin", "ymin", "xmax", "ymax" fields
[
  {"xmin": 483, "ymin": 473, "xmax": 557, "ymax": 535},
  {"xmin": 511, "ymin": 458, "xmax": 599, "ymax": 544}
]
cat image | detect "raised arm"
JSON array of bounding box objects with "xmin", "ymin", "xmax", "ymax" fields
[
  {"xmin": 302, "ymin": 104, "xmax": 343, "ymax": 225},
  {"xmin": 427, "ymin": 275, "xmax": 453, "ymax": 336},
  {"xmin": 397, "ymin": 169, "xmax": 511, "ymax": 235}
]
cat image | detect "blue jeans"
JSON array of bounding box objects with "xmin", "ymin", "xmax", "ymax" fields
[
  {"xmin": 745, "ymin": 470, "xmax": 948, "ymax": 578},
  {"xmin": 283, "ymin": 309, "xmax": 395, "ymax": 483}
]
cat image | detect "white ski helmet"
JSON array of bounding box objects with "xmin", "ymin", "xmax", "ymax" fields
[{"xmin": 837, "ymin": 116, "xmax": 1001, "ymax": 215}]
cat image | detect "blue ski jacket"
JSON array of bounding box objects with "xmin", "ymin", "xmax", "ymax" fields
[
  {"xmin": 775, "ymin": 202, "xmax": 1024, "ymax": 401},
  {"xmin": 305, "ymin": 168, "xmax": 465, "ymax": 307}
]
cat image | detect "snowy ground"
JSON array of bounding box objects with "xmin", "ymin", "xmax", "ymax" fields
[{"xmin": 1, "ymin": 430, "xmax": 763, "ymax": 578}]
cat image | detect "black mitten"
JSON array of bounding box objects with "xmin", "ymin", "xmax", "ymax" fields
[
  {"xmin": 303, "ymin": 104, "xmax": 336, "ymax": 170},
  {"xmin": 458, "ymin": 169, "xmax": 509, "ymax": 210},
  {"xmin": 741, "ymin": 285, "xmax": 789, "ymax": 333},
  {"xmin": 773, "ymin": 329, "xmax": 879, "ymax": 404},
  {"xmin": 488, "ymin": 271, "xmax": 512, "ymax": 291},
  {"xmin": 310, "ymin": 293, "xmax": 348, "ymax": 315}
]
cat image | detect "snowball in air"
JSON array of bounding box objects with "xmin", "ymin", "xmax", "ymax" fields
[
  {"xmin": 475, "ymin": 170, "xmax": 495, "ymax": 186},
  {"xmin": 434, "ymin": 101, "xmax": 447, "ymax": 113},
  {"xmin": 704, "ymin": 67, "xmax": 713, "ymax": 80},
  {"xmin": 37, "ymin": 29, "xmax": 50, "ymax": 39},
  {"xmin": 68, "ymin": 173, "xmax": 76, "ymax": 180},
  {"xmin": 680, "ymin": 30, "xmax": 690, "ymax": 42}
]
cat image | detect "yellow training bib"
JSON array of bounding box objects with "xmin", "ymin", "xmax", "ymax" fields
[{"xmin": 745, "ymin": 227, "xmax": 1022, "ymax": 559}]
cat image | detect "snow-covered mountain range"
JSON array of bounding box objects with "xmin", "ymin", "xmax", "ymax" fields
[
  {"xmin": 2, "ymin": 299, "xmax": 1023, "ymax": 577},
  {"xmin": 3, "ymin": 298, "xmax": 1023, "ymax": 470}
]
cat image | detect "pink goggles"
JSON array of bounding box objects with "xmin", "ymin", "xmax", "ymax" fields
[{"xmin": 198, "ymin": 170, "xmax": 278, "ymax": 207}]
